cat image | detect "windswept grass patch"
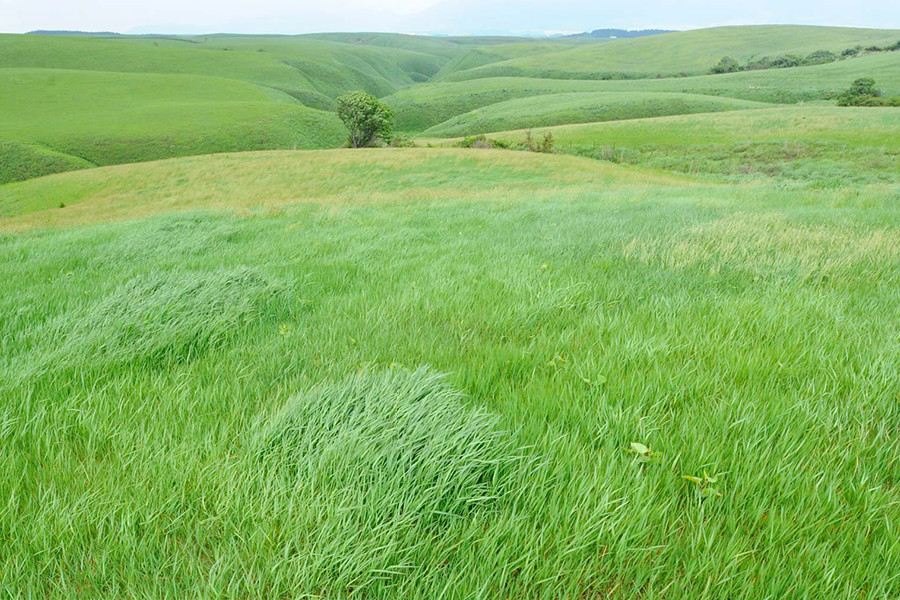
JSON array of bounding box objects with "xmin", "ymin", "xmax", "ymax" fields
[{"xmin": 1, "ymin": 170, "xmax": 899, "ymax": 596}]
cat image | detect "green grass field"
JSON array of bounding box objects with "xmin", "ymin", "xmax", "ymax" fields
[
  {"xmin": 0, "ymin": 68, "xmax": 345, "ymax": 182},
  {"xmin": 455, "ymin": 106, "xmax": 900, "ymax": 184},
  {"xmin": 387, "ymin": 51, "xmax": 900, "ymax": 134},
  {"xmin": 443, "ymin": 25, "xmax": 900, "ymax": 80},
  {"xmin": 422, "ymin": 92, "xmax": 769, "ymax": 137},
  {"xmin": 2, "ymin": 149, "xmax": 899, "ymax": 597},
  {"xmin": 3, "ymin": 23, "xmax": 900, "ymax": 598}
]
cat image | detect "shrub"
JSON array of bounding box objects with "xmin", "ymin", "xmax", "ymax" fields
[
  {"xmin": 771, "ymin": 54, "xmax": 802, "ymax": 68},
  {"xmin": 336, "ymin": 91, "xmax": 395, "ymax": 148},
  {"xmin": 537, "ymin": 132, "xmax": 555, "ymax": 154},
  {"xmin": 389, "ymin": 135, "xmax": 415, "ymax": 148},
  {"xmin": 803, "ymin": 50, "xmax": 837, "ymax": 65},
  {"xmin": 710, "ymin": 56, "xmax": 741, "ymax": 74},
  {"xmin": 836, "ymin": 78, "xmax": 898, "ymax": 106},
  {"xmin": 459, "ymin": 134, "xmax": 505, "ymax": 149}
]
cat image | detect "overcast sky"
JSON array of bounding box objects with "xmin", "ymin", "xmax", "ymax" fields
[{"xmin": 2, "ymin": 0, "xmax": 899, "ymax": 35}]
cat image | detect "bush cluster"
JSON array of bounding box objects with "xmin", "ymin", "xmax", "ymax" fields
[
  {"xmin": 459, "ymin": 131, "xmax": 555, "ymax": 154},
  {"xmin": 837, "ymin": 78, "xmax": 900, "ymax": 107},
  {"xmin": 710, "ymin": 41, "xmax": 900, "ymax": 75}
]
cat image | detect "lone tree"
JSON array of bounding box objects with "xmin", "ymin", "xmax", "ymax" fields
[{"xmin": 336, "ymin": 91, "xmax": 395, "ymax": 148}]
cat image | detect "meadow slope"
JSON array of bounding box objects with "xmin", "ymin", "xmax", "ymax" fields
[
  {"xmin": 444, "ymin": 25, "xmax": 900, "ymax": 80},
  {"xmin": 447, "ymin": 106, "xmax": 900, "ymax": 184},
  {"xmin": 1, "ymin": 149, "xmax": 899, "ymax": 598},
  {"xmin": 422, "ymin": 92, "xmax": 769, "ymax": 137},
  {"xmin": 0, "ymin": 68, "xmax": 345, "ymax": 182}
]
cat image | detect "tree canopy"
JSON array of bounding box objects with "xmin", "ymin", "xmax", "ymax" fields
[{"xmin": 336, "ymin": 92, "xmax": 395, "ymax": 148}]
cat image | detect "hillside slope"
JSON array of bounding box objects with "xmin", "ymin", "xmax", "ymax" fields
[
  {"xmin": 444, "ymin": 25, "xmax": 900, "ymax": 80},
  {"xmin": 0, "ymin": 68, "xmax": 345, "ymax": 182}
]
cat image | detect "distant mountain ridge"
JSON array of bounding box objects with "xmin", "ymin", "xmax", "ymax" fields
[
  {"xmin": 26, "ymin": 30, "xmax": 124, "ymax": 37},
  {"xmin": 570, "ymin": 29, "xmax": 676, "ymax": 39}
]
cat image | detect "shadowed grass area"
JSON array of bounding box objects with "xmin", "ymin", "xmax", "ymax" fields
[
  {"xmin": 0, "ymin": 140, "xmax": 94, "ymax": 185},
  {"xmin": 1, "ymin": 150, "xmax": 899, "ymax": 597}
]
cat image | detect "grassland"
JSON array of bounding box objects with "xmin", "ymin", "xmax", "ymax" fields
[
  {"xmin": 0, "ymin": 68, "xmax": 345, "ymax": 182},
  {"xmin": 422, "ymin": 92, "xmax": 769, "ymax": 137},
  {"xmin": 3, "ymin": 23, "xmax": 900, "ymax": 598},
  {"xmin": 2, "ymin": 148, "xmax": 899, "ymax": 598},
  {"xmin": 0, "ymin": 149, "xmax": 681, "ymax": 230},
  {"xmin": 3, "ymin": 26, "xmax": 899, "ymax": 182},
  {"xmin": 454, "ymin": 106, "xmax": 900, "ymax": 184},
  {"xmin": 443, "ymin": 25, "xmax": 900, "ymax": 80},
  {"xmin": 387, "ymin": 51, "xmax": 900, "ymax": 134}
]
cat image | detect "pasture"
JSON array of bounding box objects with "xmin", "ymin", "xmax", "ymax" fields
[{"xmin": 2, "ymin": 23, "xmax": 900, "ymax": 599}]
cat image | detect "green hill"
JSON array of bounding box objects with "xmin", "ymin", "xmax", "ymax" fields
[
  {"xmin": 0, "ymin": 33, "xmax": 454, "ymax": 105},
  {"xmin": 2, "ymin": 25, "xmax": 899, "ymax": 183},
  {"xmin": 443, "ymin": 25, "xmax": 900, "ymax": 80},
  {"xmin": 0, "ymin": 68, "xmax": 345, "ymax": 183},
  {"xmin": 422, "ymin": 92, "xmax": 769, "ymax": 137},
  {"xmin": 387, "ymin": 51, "xmax": 900, "ymax": 133},
  {"xmin": 467, "ymin": 106, "xmax": 900, "ymax": 184}
]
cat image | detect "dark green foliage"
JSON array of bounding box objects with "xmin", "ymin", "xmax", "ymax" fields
[
  {"xmin": 0, "ymin": 140, "xmax": 92, "ymax": 184},
  {"xmin": 745, "ymin": 54, "xmax": 803, "ymax": 70},
  {"xmin": 710, "ymin": 56, "xmax": 742, "ymax": 74},
  {"xmin": 847, "ymin": 77, "xmax": 881, "ymax": 97},
  {"xmin": 802, "ymin": 50, "xmax": 837, "ymax": 65},
  {"xmin": 336, "ymin": 91, "xmax": 396, "ymax": 148},
  {"xmin": 836, "ymin": 77, "xmax": 898, "ymax": 106}
]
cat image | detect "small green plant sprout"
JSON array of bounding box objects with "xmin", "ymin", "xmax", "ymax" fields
[
  {"xmin": 683, "ymin": 471, "xmax": 723, "ymax": 498},
  {"xmin": 628, "ymin": 442, "xmax": 662, "ymax": 464},
  {"xmin": 578, "ymin": 372, "xmax": 607, "ymax": 388}
]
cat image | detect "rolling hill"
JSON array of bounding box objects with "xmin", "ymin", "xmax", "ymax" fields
[
  {"xmin": 442, "ymin": 25, "xmax": 900, "ymax": 80},
  {"xmin": 421, "ymin": 92, "xmax": 769, "ymax": 137},
  {"xmin": 0, "ymin": 68, "xmax": 345, "ymax": 183},
  {"xmin": 456, "ymin": 106, "xmax": 900, "ymax": 183}
]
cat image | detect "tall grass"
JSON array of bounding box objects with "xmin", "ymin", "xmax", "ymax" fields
[{"xmin": 1, "ymin": 152, "xmax": 899, "ymax": 596}]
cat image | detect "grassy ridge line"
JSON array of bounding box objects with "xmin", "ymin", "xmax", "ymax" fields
[
  {"xmin": 0, "ymin": 148, "xmax": 687, "ymax": 230},
  {"xmin": 2, "ymin": 166, "xmax": 899, "ymax": 596},
  {"xmin": 387, "ymin": 52, "xmax": 900, "ymax": 132},
  {"xmin": 0, "ymin": 68, "xmax": 346, "ymax": 179},
  {"xmin": 0, "ymin": 33, "xmax": 441, "ymax": 103},
  {"xmin": 451, "ymin": 106, "xmax": 900, "ymax": 184},
  {"xmin": 422, "ymin": 92, "xmax": 770, "ymax": 137},
  {"xmin": 444, "ymin": 25, "xmax": 900, "ymax": 80}
]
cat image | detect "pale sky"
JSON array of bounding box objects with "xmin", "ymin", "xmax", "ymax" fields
[{"xmin": 2, "ymin": 0, "xmax": 899, "ymax": 35}]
